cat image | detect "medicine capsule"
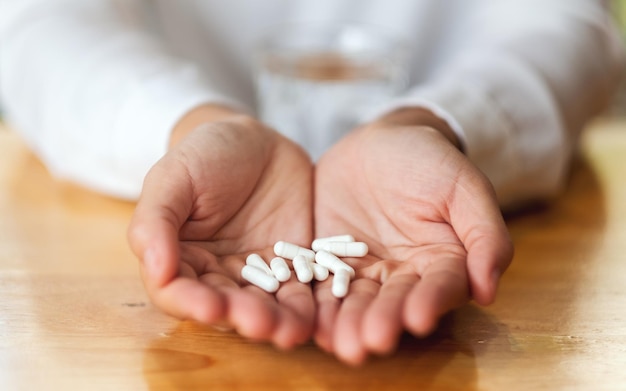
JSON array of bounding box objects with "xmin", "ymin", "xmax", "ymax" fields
[
  {"xmin": 311, "ymin": 263, "xmax": 330, "ymax": 281},
  {"xmin": 241, "ymin": 265, "xmax": 279, "ymax": 293},
  {"xmin": 273, "ymin": 241, "xmax": 315, "ymax": 262},
  {"xmin": 245, "ymin": 253, "xmax": 272, "ymax": 275},
  {"xmin": 314, "ymin": 250, "xmax": 355, "ymax": 278},
  {"xmin": 311, "ymin": 234, "xmax": 355, "ymax": 252},
  {"xmin": 332, "ymin": 268, "xmax": 351, "ymax": 298},
  {"xmin": 270, "ymin": 257, "xmax": 291, "ymax": 282},
  {"xmin": 292, "ymin": 255, "xmax": 313, "ymax": 283},
  {"xmin": 319, "ymin": 241, "xmax": 368, "ymax": 257}
]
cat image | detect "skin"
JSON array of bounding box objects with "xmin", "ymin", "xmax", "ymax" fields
[
  {"xmin": 127, "ymin": 108, "xmax": 316, "ymax": 349},
  {"xmin": 127, "ymin": 104, "xmax": 514, "ymax": 364},
  {"xmin": 313, "ymin": 117, "xmax": 513, "ymax": 365}
]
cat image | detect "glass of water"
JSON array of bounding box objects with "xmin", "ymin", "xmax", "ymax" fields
[{"xmin": 255, "ymin": 23, "xmax": 408, "ymax": 160}]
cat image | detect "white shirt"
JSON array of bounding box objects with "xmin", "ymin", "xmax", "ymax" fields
[{"xmin": 0, "ymin": 0, "xmax": 623, "ymax": 207}]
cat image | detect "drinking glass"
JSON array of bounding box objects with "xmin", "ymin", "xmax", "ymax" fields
[{"xmin": 256, "ymin": 23, "xmax": 408, "ymax": 160}]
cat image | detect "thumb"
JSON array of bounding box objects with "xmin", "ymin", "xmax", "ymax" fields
[
  {"xmin": 450, "ymin": 169, "xmax": 514, "ymax": 305},
  {"xmin": 127, "ymin": 160, "xmax": 194, "ymax": 289}
]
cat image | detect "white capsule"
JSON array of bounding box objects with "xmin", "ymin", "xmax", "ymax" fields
[
  {"xmin": 273, "ymin": 241, "xmax": 315, "ymax": 262},
  {"xmin": 270, "ymin": 257, "xmax": 291, "ymax": 282},
  {"xmin": 332, "ymin": 268, "xmax": 351, "ymax": 298},
  {"xmin": 245, "ymin": 253, "xmax": 272, "ymax": 275},
  {"xmin": 319, "ymin": 241, "xmax": 368, "ymax": 257},
  {"xmin": 314, "ymin": 250, "xmax": 355, "ymax": 278},
  {"xmin": 241, "ymin": 265, "xmax": 279, "ymax": 293},
  {"xmin": 292, "ymin": 255, "xmax": 313, "ymax": 283},
  {"xmin": 311, "ymin": 235, "xmax": 355, "ymax": 251},
  {"xmin": 311, "ymin": 263, "xmax": 330, "ymax": 281}
]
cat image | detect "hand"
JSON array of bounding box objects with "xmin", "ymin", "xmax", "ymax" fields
[
  {"xmin": 313, "ymin": 115, "xmax": 513, "ymax": 364},
  {"xmin": 127, "ymin": 108, "xmax": 315, "ymax": 349}
]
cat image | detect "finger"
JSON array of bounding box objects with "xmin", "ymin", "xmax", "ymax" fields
[
  {"xmin": 313, "ymin": 280, "xmax": 340, "ymax": 353},
  {"xmin": 332, "ymin": 279, "xmax": 379, "ymax": 365},
  {"xmin": 198, "ymin": 268, "xmax": 283, "ymax": 340},
  {"xmin": 362, "ymin": 273, "xmax": 418, "ymax": 355},
  {"xmin": 148, "ymin": 276, "xmax": 227, "ymax": 324},
  {"xmin": 466, "ymin": 230, "xmax": 513, "ymax": 305},
  {"xmin": 127, "ymin": 161, "xmax": 193, "ymax": 288},
  {"xmin": 451, "ymin": 172, "xmax": 514, "ymax": 305},
  {"xmin": 272, "ymin": 278, "xmax": 316, "ymax": 350},
  {"xmin": 403, "ymin": 256, "xmax": 469, "ymax": 337},
  {"xmin": 226, "ymin": 286, "xmax": 280, "ymax": 341}
]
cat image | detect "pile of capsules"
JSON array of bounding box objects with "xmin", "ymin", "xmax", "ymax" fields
[{"xmin": 240, "ymin": 234, "xmax": 368, "ymax": 298}]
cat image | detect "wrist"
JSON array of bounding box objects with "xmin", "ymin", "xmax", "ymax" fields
[
  {"xmin": 371, "ymin": 107, "xmax": 462, "ymax": 150},
  {"xmin": 170, "ymin": 104, "xmax": 246, "ymax": 147}
]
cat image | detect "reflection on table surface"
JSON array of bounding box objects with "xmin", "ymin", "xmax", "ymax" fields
[{"xmin": 0, "ymin": 119, "xmax": 625, "ymax": 390}]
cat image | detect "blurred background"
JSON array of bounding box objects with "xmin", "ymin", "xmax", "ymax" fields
[
  {"xmin": 0, "ymin": 2, "xmax": 625, "ymax": 120},
  {"xmin": 612, "ymin": 0, "xmax": 626, "ymax": 117}
]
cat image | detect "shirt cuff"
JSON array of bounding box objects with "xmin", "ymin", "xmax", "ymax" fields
[
  {"xmin": 361, "ymin": 78, "xmax": 521, "ymax": 206},
  {"xmin": 361, "ymin": 91, "xmax": 470, "ymax": 153},
  {"xmin": 110, "ymin": 65, "xmax": 245, "ymax": 199}
]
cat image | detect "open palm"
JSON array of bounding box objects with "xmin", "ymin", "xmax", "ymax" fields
[
  {"xmin": 313, "ymin": 124, "xmax": 513, "ymax": 364},
  {"xmin": 128, "ymin": 116, "xmax": 315, "ymax": 349}
]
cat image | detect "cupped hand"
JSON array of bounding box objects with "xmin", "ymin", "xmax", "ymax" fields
[
  {"xmin": 127, "ymin": 114, "xmax": 315, "ymax": 349},
  {"xmin": 313, "ymin": 122, "xmax": 513, "ymax": 365}
]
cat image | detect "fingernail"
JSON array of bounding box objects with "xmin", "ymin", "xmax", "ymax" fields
[
  {"xmin": 490, "ymin": 269, "xmax": 502, "ymax": 297},
  {"xmin": 211, "ymin": 321, "xmax": 233, "ymax": 332},
  {"xmin": 491, "ymin": 269, "xmax": 501, "ymax": 286},
  {"xmin": 144, "ymin": 247, "xmax": 160, "ymax": 280}
]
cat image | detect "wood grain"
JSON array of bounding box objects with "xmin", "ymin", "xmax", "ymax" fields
[{"xmin": 1, "ymin": 119, "xmax": 625, "ymax": 390}]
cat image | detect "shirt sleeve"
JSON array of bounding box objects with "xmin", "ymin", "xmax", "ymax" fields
[
  {"xmin": 0, "ymin": 0, "xmax": 243, "ymax": 200},
  {"xmin": 365, "ymin": 0, "xmax": 625, "ymax": 209}
]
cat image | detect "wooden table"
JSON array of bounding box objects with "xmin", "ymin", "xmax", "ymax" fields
[{"xmin": 1, "ymin": 119, "xmax": 625, "ymax": 391}]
